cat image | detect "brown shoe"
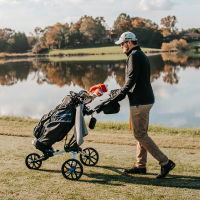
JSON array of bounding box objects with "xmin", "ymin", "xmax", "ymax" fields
[
  {"xmin": 123, "ymin": 167, "xmax": 146, "ymax": 174},
  {"xmin": 156, "ymin": 160, "xmax": 176, "ymax": 179}
]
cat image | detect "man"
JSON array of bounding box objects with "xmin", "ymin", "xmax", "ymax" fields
[{"xmin": 113, "ymin": 31, "xmax": 175, "ymax": 178}]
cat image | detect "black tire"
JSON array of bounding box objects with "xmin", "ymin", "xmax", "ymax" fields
[
  {"xmin": 80, "ymin": 147, "xmax": 99, "ymax": 166},
  {"xmin": 61, "ymin": 159, "xmax": 83, "ymax": 180},
  {"xmin": 25, "ymin": 153, "xmax": 42, "ymax": 170}
]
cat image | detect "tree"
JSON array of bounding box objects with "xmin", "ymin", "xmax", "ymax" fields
[
  {"xmin": 113, "ymin": 13, "xmax": 132, "ymax": 35},
  {"xmin": 160, "ymin": 16, "xmax": 177, "ymax": 33},
  {"xmin": 10, "ymin": 32, "xmax": 30, "ymax": 53},
  {"xmin": 131, "ymin": 17, "xmax": 158, "ymax": 30},
  {"xmin": 0, "ymin": 28, "xmax": 15, "ymax": 52},
  {"xmin": 68, "ymin": 31, "xmax": 86, "ymax": 47},
  {"xmin": 0, "ymin": 29, "xmax": 30, "ymax": 53},
  {"xmin": 43, "ymin": 23, "xmax": 70, "ymax": 49},
  {"xmin": 34, "ymin": 27, "xmax": 44, "ymax": 41},
  {"xmin": 131, "ymin": 27, "xmax": 163, "ymax": 48},
  {"xmin": 79, "ymin": 15, "xmax": 106, "ymax": 44}
]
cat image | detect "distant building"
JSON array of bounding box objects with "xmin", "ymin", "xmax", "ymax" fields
[
  {"xmin": 103, "ymin": 30, "xmax": 118, "ymax": 43},
  {"xmin": 182, "ymin": 32, "xmax": 200, "ymax": 42}
]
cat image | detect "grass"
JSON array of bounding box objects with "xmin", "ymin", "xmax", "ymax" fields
[
  {"xmin": 49, "ymin": 46, "xmax": 123, "ymax": 55},
  {"xmin": 0, "ymin": 116, "xmax": 200, "ymax": 199},
  {"xmin": 1, "ymin": 116, "xmax": 199, "ymax": 137},
  {"xmin": 48, "ymin": 46, "xmax": 160, "ymax": 56}
]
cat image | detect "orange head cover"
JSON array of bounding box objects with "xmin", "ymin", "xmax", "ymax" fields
[{"xmin": 89, "ymin": 84, "xmax": 108, "ymax": 96}]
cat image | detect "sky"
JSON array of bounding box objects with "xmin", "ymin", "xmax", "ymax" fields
[{"xmin": 0, "ymin": 0, "xmax": 199, "ymax": 35}]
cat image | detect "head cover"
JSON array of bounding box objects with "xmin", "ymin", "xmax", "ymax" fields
[
  {"xmin": 89, "ymin": 84, "xmax": 108, "ymax": 97},
  {"xmin": 115, "ymin": 31, "xmax": 137, "ymax": 45}
]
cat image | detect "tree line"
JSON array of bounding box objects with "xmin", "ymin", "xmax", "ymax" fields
[
  {"xmin": 0, "ymin": 29, "xmax": 30, "ymax": 53},
  {"xmin": 0, "ymin": 13, "xmax": 199, "ymax": 53}
]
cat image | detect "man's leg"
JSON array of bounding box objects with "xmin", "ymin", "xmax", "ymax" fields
[
  {"xmin": 135, "ymin": 142, "xmax": 147, "ymax": 168},
  {"xmin": 131, "ymin": 104, "xmax": 169, "ymax": 166},
  {"xmin": 134, "ymin": 106, "xmax": 149, "ymax": 168},
  {"xmin": 125, "ymin": 104, "xmax": 175, "ymax": 178}
]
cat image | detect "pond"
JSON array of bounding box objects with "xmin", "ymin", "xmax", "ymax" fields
[{"xmin": 0, "ymin": 53, "xmax": 200, "ymax": 128}]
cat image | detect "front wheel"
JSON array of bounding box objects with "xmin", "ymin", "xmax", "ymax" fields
[
  {"xmin": 61, "ymin": 159, "xmax": 83, "ymax": 180},
  {"xmin": 80, "ymin": 147, "xmax": 99, "ymax": 166},
  {"xmin": 25, "ymin": 153, "xmax": 42, "ymax": 170}
]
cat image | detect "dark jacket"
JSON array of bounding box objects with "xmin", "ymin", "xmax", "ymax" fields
[{"xmin": 113, "ymin": 45, "xmax": 154, "ymax": 106}]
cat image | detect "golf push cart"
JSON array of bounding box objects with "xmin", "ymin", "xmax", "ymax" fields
[{"xmin": 25, "ymin": 84, "xmax": 120, "ymax": 180}]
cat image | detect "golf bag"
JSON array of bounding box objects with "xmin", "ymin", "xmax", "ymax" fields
[{"xmin": 33, "ymin": 91, "xmax": 89, "ymax": 153}]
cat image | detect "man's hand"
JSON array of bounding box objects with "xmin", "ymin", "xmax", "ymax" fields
[
  {"xmin": 109, "ymin": 89, "xmax": 120, "ymax": 98},
  {"xmin": 110, "ymin": 89, "xmax": 126, "ymax": 102}
]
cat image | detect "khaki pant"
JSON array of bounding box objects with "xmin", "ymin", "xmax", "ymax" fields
[{"xmin": 130, "ymin": 104, "xmax": 168, "ymax": 168}]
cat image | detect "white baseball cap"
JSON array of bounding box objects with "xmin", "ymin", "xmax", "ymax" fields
[{"xmin": 115, "ymin": 31, "xmax": 137, "ymax": 45}]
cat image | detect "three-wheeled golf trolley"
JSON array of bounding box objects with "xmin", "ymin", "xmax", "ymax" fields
[{"xmin": 25, "ymin": 86, "xmax": 120, "ymax": 181}]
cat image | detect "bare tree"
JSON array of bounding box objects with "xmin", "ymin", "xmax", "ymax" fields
[{"xmin": 160, "ymin": 15, "xmax": 177, "ymax": 33}]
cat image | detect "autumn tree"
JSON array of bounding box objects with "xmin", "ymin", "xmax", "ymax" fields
[
  {"xmin": 131, "ymin": 17, "xmax": 158, "ymax": 30},
  {"xmin": 43, "ymin": 23, "xmax": 70, "ymax": 49},
  {"xmin": 69, "ymin": 20, "xmax": 89, "ymax": 46},
  {"xmin": 113, "ymin": 14, "xmax": 163, "ymax": 48},
  {"xmin": 113, "ymin": 13, "xmax": 132, "ymax": 35},
  {"xmin": 79, "ymin": 15, "xmax": 106, "ymax": 44}
]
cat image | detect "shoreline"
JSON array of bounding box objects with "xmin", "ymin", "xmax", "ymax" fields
[{"xmin": 0, "ymin": 46, "xmax": 176, "ymax": 61}]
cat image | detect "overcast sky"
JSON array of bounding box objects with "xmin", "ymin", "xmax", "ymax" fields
[{"xmin": 0, "ymin": 0, "xmax": 199, "ymax": 35}]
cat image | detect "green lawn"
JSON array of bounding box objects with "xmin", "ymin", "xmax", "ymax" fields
[
  {"xmin": 49, "ymin": 46, "xmax": 123, "ymax": 55},
  {"xmin": 49, "ymin": 46, "xmax": 160, "ymax": 56},
  {"xmin": 0, "ymin": 45, "xmax": 161, "ymax": 61}
]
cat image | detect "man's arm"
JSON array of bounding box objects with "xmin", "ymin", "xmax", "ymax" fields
[{"xmin": 112, "ymin": 54, "xmax": 140, "ymax": 102}]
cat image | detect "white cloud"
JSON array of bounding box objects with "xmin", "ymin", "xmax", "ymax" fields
[
  {"xmin": 139, "ymin": 0, "xmax": 174, "ymax": 11},
  {"xmin": 0, "ymin": 0, "xmax": 25, "ymax": 4},
  {"xmin": 0, "ymin": 0, "xmax": 86, "ymax": 5},
  {"xmin": 0, "ymin": 0, "xmax": 199, "ymax": 33}
]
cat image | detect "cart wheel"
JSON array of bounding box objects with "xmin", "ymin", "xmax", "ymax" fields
[
  {"xmin": 61, "ymin": 159, "xmax": 83, "ymax": 180},
  {"xmin": 25, "ymin": 153, "xmax": 42, "ymax": 170},
  {"xmin": 80, "ymin": 147, "xmax": 99, "ymax": 166}
]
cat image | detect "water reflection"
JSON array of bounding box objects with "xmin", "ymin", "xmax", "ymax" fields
[
  {"xmin": 0, "ymin": 53, "xmax": 200, "ymax": 128},
  {"xmin": 0, "ymin": 60, "xmax": 126, "ymax": 88}
]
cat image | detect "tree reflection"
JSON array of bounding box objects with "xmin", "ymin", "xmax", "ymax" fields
[
  {"xmin": 0, "ymin": 62, "xmax": 32, "ymax": 85},
  {"xmin": 0, "ymin": 54, "xmax": 200, "ymax": 87},
  {"xmin": 162, "ymin": 64, "xmax": 179, "ymax": 84},
  {"xmin": 161, "ymin": 53, "xmax": 188, "ymax": 64},
  {"xmin": 31, "ymin": 60, "xmax": 125, "ymax": 89}
]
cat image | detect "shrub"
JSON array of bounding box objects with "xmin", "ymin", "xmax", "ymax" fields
[{"xmin": 161, "ymin": 39, "xmax": 189, "ymax": 51}]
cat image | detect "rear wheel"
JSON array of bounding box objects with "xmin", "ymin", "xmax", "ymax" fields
[
  {"xmin": 80, "ymin": 147, "xmax": 99, "ymax": 166},
  {"xmin": 25, "ymin": 153, "xmax": 42, "ymax": 170},
  {"xmin": 61, "ymin": 159, "xmax": 83, "ymax": 180}
]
